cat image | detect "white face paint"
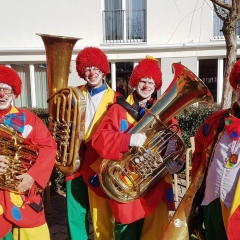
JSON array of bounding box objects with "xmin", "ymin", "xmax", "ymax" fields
[
  {"xmin": 136, "ymin": 78, "xmax": 155, "ymax": 100},
  {"xmin": 84, "ymin": 66, "xmax": 104, "ymax": 88},
  {"xmin": 0, "ymin": 83, "xmax": 15, "ymax": 110}
]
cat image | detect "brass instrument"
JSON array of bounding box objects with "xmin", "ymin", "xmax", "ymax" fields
[
  {"xmin": 37, "ymin": 34, "xmax": 86, "ymax": 175},
  {"xmin": 159, "ymin": 166, "xmax": 203, "ymax": 239},
  {"xmin": 99, "ymin": 63, "xmax": 214, "ymax": 203},
  {"xmin": 0, "ymin": 124, "xmax": 39, "ymax": 193}
]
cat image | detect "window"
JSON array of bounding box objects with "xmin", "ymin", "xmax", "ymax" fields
[
  {"xmin": 199, "ymin": 59, "xmax": 217, "ymax": 102},
  {"xmin": 34, "ymin": 64, "xmax": 48, "ymax": 109},
  {"xmin": 106, "ymin": 62, "xmax": 133, "ymax": 97},
  {"xmin": 103, "ymin": 0, "xmax": 146, "ymax": 43},
  {"xmin": 12, "ymin": 65, "xmax": 32, "ymax": 108},
  {"xmin": 10, "ymin": 64, "xmax": 48, "ymax": 109}
]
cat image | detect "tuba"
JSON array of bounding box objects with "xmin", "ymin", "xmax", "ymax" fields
[
  {"xmin": 99, "ymin": 63, "xmax": 214, "ymax": 203},
  {"xmin": 159, "ymin": 166, "xmax": 204, "ymax": 239},
  {"xmin": 37, "ymin": 34, "xmax": 86, "ymax": 176},
  {"xmin": 0, "ymin": 124, "xmax": 39, "ymax": 193}
]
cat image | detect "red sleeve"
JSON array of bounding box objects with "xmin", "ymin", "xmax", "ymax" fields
[
  {"xmin": 191, "ymin": 110, "xmax": 226, "ymax": 180},
  {"xmin": 166, "ymin": 116, "xmax": 182, "ymax": 135},
  {"xmin": 92, "ymin": 104, "xmax": 131, "ymax": 160},
  {"xmin": 191, "ymin": 123, "xmax": 205, "ymax": 180},
  {"xmin": 24, "ymin": 111, "xmax": 57, "ymax": 188}
]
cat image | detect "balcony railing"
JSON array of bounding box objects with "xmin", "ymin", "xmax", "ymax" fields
[{"xmin": 103, "ymin": 9, "xmax": 146, "ymax": 43}]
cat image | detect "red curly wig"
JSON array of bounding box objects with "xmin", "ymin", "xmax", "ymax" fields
[
  {"xmin": 0, "ymin": 65, "xmax": 22, "ymax": 97},
  {"xmin": 129, "ymin": 56, "xmax": 162, "ymax": 91},
  {"xmin": 76, "ymin": 47, "xmax": 110, "ymax": 78},
  {"xmin": 229, "ymin": 60, "xmax": 240, "ymax": 90}
]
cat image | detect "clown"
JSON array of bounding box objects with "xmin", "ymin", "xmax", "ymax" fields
[
  {"xmin": 0, "ymin": 65, "xmax": 56, "ymax": 240},
  {"xmin": 191, "ymin": 59, "xmax": 240, "ymax": 240},
  {"xmin": 92, "ymin": 56, "xmax": 184, "ymax": 240},
  {"xmin": 65, "ymin": 47, "xmax": 120, "ymax": 240}
]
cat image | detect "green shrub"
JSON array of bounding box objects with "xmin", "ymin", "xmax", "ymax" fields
[
  {"xmin": 23, "ymin": 107, "xmax": 49, "ymax": 126},
  {"xmin": 176, "ymin": 103, "xmax": 220, "ymax": 148}
]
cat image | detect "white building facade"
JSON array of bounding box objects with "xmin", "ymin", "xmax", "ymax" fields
[{"xmin": 0, "ymin": 0, "xmax": 239, "ymax": 108}]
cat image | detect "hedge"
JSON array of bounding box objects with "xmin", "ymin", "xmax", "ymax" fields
[{"xmin": 176, "ymin": 103, "xmax": 220, "ymax": 148}]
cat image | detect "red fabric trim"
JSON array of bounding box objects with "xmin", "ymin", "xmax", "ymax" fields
[
  {"xmin": 0, "ymin": 216, "xmax": 12, "ymax": 238},
  {"xmin": 120, "ymin": 133, "xmax": 131, "ymax": 153},
  {"xmin": 65, "ymin": 171, "xmax": 81, "ymax": 181}
]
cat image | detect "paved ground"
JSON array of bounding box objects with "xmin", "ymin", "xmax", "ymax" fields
[
  {"xmin": 44, "ymin": 190, "xmax": 94, "ymax": 240},
  {"xmin": 44, "ymin": 176, "xmax": 187, "ymax": 240}
]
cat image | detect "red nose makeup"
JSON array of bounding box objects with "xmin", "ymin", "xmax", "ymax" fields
[{"xmin": 89, "ymin": 72, "xmax": 94, "ymax": 78}]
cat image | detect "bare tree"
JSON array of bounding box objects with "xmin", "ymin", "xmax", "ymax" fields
[{"xmin": 211, "ymin": 0, "xmax": 240, "ymax": 108}]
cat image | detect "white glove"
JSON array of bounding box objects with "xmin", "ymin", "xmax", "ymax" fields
[
  {"xmin": 130, "ymin": 133, "xmax": 147, "ymax": 147},
  {"xmin": 166, "ymin": 159, "xmax": 184, "ymax": 174}
]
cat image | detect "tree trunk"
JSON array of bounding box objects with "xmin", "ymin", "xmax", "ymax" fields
[{"xmin": 221, "ymin": 21, "xmax": 237, "ymax": 109}]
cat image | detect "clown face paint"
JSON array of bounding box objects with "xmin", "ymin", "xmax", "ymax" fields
[
  {"xmin": 0, "ymin": 83, "xmax": 15, "ymax": 110},
  {"xmin": 136, "ymin": 78, "xmax": 155, "ymax": 100},
  {"xmin": 84, "ymin": 66, "xmax": 104, "ymax": 88}
]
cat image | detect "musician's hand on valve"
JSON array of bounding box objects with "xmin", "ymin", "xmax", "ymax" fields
[
  {"xmin": 0, "ymin": 155, "xmax": 8, "ymax": 175},
  {"xmin": 166, "ymin": 159, "xmax": 184, "ymax": 174},
  {"xmin": 130, "ymin": 133, "xmax": 147, "ymax": 147},
  {"xmin": 16, "ymin": 173, "xmax": 35, "ymax": 192}
]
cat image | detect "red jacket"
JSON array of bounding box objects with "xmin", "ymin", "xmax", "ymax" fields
[
  {"xmin": 0, "ymin": 107, "xmax": 56, "ymax": 237},
  {"xmin": 192, "ymin": 103, "xmax": 240, "ymax": 240},
  {"xmin": 92, "ymin": 93, "xmax": 178, "ymax": 223}
]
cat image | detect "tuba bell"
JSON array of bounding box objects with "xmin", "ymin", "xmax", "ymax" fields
[
  {"xmin": 99, "ymin": 63, "xmax": 214, "ymax": 203},
  {"xmin": 37, "ymin": 34, "xmax": 86, "ymax": 176}
]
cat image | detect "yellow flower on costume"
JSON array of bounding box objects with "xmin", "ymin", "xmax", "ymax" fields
[{"xmin": 10, "ymin": 192, "xmax": 23, "ymax": 207}]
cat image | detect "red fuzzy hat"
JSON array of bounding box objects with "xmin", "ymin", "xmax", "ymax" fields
[
  {"xmin": 130, "ymin": 56, "xmax": 162, "ymax": 91},
  {"xmin": 229, "ymin": 60, "xmax": 240, "ymax": 90},
  {"xmin": 76, "ymin": 47, "xmax": 110, "ymax": 78},
  {"xmin": 0, "ymin": 65, "xmax": 22, "ymax": 97}
]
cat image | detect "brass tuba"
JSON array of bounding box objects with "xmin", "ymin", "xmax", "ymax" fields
[
  {"xmin": 0, "ymin": 124, "xmax": 39, "ymax": 193},
  {"xmin": 37, "ymin": 34, "xmax": 86, "ymax": 176},
  {"xmin": 159, "ymin": 166, "xmax": 204, "ymax": 239},
  {"xmin": 99, "ymin": 63, "xmax": 214, "ymax": 203}
]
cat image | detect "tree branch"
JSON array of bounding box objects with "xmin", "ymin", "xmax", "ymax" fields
[
  {"xmin": 213, "ymin": 3, "xmax": 227, "ymax": 21},
  {"xmin": 211, "ymin": 0, "xmax": 232, "ymax": 11}
]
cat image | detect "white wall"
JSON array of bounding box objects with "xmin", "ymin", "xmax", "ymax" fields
[
  {"xmin": 146, "ymin": 0, "xmax": 213, "ymax": 44},
  {"xmin": 0, "ymin": 0, "xmax": 103, "ymax": 48},
  {"xmin": 1, "ymin": 0, "xmax": 213, "ymax": 49}
]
